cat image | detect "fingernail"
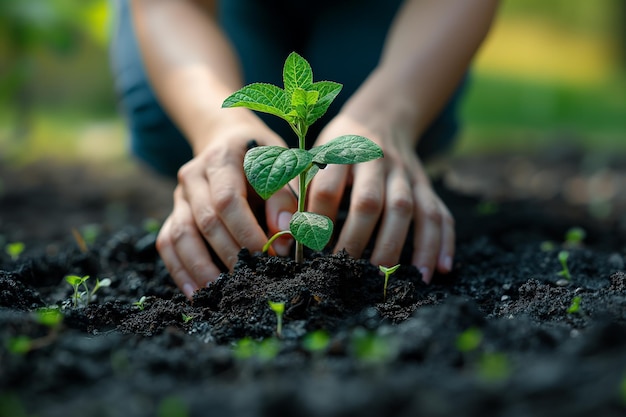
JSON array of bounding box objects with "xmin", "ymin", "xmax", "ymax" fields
[
  {"xmin": 182, "ymin": 283, "xmax": 196, "ymax": 299},
  {"xmin": 419, "ymin": 267, "xmax": 431, "ymax": 284},
  {"xmin": 278, "ymin": 211, "xmax": 292, "ymax": 231}
]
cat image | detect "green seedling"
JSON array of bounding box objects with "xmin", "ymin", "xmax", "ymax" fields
[
  {"xmin": 557, "ymin": 250, "xmax": 572, "ymax": 281},
  {"xmin": 540, "ymin": 240, "xmax": 555, "ymax": 252},
  {"xmin": 133, "ymin": 296, "xmax": 147, "ymax": 311},
  {"xmin": 564, "ymin": 226, "xmax": 586, "ymax": 247},
  {"xmin": 181, "ymin": 313, "xmax": 194, "ymax": 323},
  {"xmin": 233, "ymin": 337, "xmax": 281, "ymax": 362},
  {"xmin": 349, "ymin": 327, "xmax": 398, "ymax": 365},
  {"xmin": 65, "ymin": 275, "xmax": 111, "ymax": 308},
  {"xmin": 223, "ymin": 52, "xmax": 383, "ymax": 263},
  {"xmin": 7, "ymin": 307, "xmax": 64, "ymax": 355},
  {"xmin": 5, "ymin": 242, "xmax": 25, "ymax": 261},
  {"xmin": 302, "ymin": 329, "xmax": 331, "ymax": 354},
  {"xmin": 142, "ymin": 217, "xmax": 161, "ymax": 234},
  {"xmin": 268, "ymin": 300, "xmax": 285, "ymax": 338},
  {"xmin": 567, "ymin": 295, "xmax": 582, "ymax": 314},
  {"xmin": 379, "ymin": 264, "xmax": 400, "ymax": 302},
  {"xmin": 478, "ymin": 352, "xmax": 511, "ymax": 382},
  {"xmin": 456, "ymin": 327, "xmax": 483, "ymax": 353}
]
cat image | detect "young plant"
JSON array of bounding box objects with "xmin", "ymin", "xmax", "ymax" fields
[
  {"xmin": 379, "ymin": 264, "xmax": 400, "ymax": 302},
  {"xmin": 268, "ymin": 300, "xmax": 285, "ymax": 338},
  {"xmin": 557, "ymin": 250, "xmax": 572, "ymax": 281},
  {"xmin": 564, "ymin": 226, "xmax": 586, "ymax": 247},
  {"xmin": 567, "ymin": 295, "xmax": 582, "ymax": 314},
  {"xmin": 65, "ymin": 275, "xmax": 111, "ymax": 308},
  {"xmin": 5, "ymin": 241, "xmax": 25, "ymax": 261},
  {"xmin": 181, "ymin": 313, "xmax": 194, "ymax": 323},
  {"xmin": 222, "ymin": 52, "xmax": 384, "ymax": 263},
  {"xmin": 133, "ymin": 296, "xmax": 147, "ymax": 311}
]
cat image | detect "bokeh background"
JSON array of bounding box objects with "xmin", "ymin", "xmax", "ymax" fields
[{"xmin": 0, "ymin": 0, "xmax": 624, "ymax": 164}]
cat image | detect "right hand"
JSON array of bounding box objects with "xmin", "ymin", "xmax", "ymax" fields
[{"xmin": 156, "ymin": 121, "xmax": 297, "ymax": 299}]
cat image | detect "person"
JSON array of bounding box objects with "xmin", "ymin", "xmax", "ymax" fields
[{"xmin": 110, "ymin": 0, "xmax": 498, "ymax": 299}]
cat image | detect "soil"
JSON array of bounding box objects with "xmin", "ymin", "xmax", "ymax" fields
[{"xmin": 1, "ymin": 147, "xmax": 626, "ymax": 417}]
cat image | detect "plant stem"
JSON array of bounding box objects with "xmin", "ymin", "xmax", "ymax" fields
[{"xmin": 295, "ymin": 121, "xmax": 308, "ymax": 264}]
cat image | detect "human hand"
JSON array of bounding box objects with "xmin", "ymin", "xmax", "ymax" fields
[
  {"xmin": 156, "ymin": 122, "xmax": 296, "ymax": 299},
  {"xmin": 307, "ymin": 114, "xmax": 455, "ymax": 283}
]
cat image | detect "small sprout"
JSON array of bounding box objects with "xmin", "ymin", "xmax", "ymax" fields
[
  {"xmin": 65, "ymin": 275, "xmax": 111, "ymax": 308},
  {"xmin": 232, "ymin": 337, "xmax": 281, "ymax": 362},
  {"xmin": 133, "ymin": 296, "xmax": 147, "ymax": 311},
  {"xmin": 142, "ymin": 218, "xmax": 162, "ymax": 234},
  {"xmin": 478, "ymin": 352, "xmax": 511, "ymax": 382},
  {"xmin": 557, "ymin": 250, "xmax": 572, "ymax": 281},
  {"xmin": 349, "ymin": 327, "xmax": 397, "ymax": 365},
  {"xmin": 34, "ymin": 307, "xmax": 63, "ymax": 328},
  {"xmin": 5, "ymin": 242, "xmax": 25, "ymax": 261},
  {"xmin": 540, "ymin": 241, "xmax": 555, "ymax": 252},
  {"xmin": 268, "ymin": 301, "xmax": 285, "ymax": 338},
  {"xmin": 567, "ymin": 296, "xmax": 582, "ymax": 314},
  {"xmin": 302, "ymin": 329, "xmax": 330, "ymax": 354},
  {"xmin": 181, "ymin": 313, "xmax": 194, "ymax": 323},
  {"xmin": 456, "ymin": 327, "xmax": 483, "ymax": 352},
  {"xmin": 475, "ymin": 201, "xmax": 499, "ymax": 216},
  {"xmin": 564, "ymin": 226, "xmax": 586, "ymax": 247},
  {"xmin": 7, "ymin": 335, "xmax": 32, "ymax": 355},
  {"xmin": 379, "ymin": 264, "xmax": 401, "ymax": 302}
]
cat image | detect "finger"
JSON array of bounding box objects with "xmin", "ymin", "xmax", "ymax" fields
[
  {"xmin": 333, "ymin": 161, "xmax": 385, "ymax": 258},
  {"xmin": 265, "ymin": 185, "xmax": 297, "ymax": 256},
  {"xmin": 370, "ymin": 170, "xmax": 413, "ymax": 268},
  {"xmin": 156, "ymin": 193, "xmax": 221, "ymax": 299},
  {"xmin": 437, "ymin": 205, "xmax": 455, "ymax": 274},
  {"xmin": 411, "ymin": 186, "xmax": 443, "ymax": 284}
]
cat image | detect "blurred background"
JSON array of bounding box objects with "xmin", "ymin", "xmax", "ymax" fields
[{"xmin": 0, "ymin": 0, "xmax": 624, "ymax": 163}]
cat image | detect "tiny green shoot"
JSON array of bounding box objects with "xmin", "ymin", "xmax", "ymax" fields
[
  {"xmin": 379, "ymin": 264, "xmax": 400, "ymax": 302},
  {"xmin": 7, "ymin": 335, "xmax": 32, "ymax": 355},
  {"xmin": 456, "ymin": 327, "xmax": 483, "ymax": 352},
  {"xmin": 65, "ymin": 275, "xmax": 111, "ymax": 308},
  {"xmin": 564, "ymin": 226, "xmax": 586, "ymax": 247},
  {"xmin": 567, "ymin": 295, "xmax": 582, "ymax": 314},
  {"xmin": 223, "ymin": 52, "xmax": 383, "ymax": 263},
  {"xmin": 557, "ymin": 250, "xmax": 572, "ymax": 281},
  {"xmin": 268, "ymin": 300, "xmax": 285, "ymax": 338},
  {"xmin": 133, "ymin": 296, "xmax": 147, "ymax": 311},
  {"xmin": 181, "ymin": 313, "xmax": 194, "ymax": 323},
  {"xmin": 540, "ymin": 240, "xmax": 555, "ymax": 252},
  {"xmin": 478, "ymin": 352, "xmax": 511, "ymax": 382},
  {"xmin": 233, "ymin": 337, "xmax": 281, "ymax": 362},
  {"xmin": 5, "ymin": 242, "xmax": 25, "ymax": 261},
  {"xmin": 302, "ymin": 329, "xmax": 330, "ymax": 354}
]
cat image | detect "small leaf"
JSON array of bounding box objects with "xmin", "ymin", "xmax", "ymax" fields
[
  {"xmin": 307, "ymin": 81, "xmax": 342, "ymax": 125},
  {"xmin": 65, "ymin": 275, "xmax": 88, "ymax": 286},
  {"xmin": 290, "ymin": 212, "xmax": 333, "ymax": 251},
  {"xmin": 268, "ymin": 300, "xmax": 285, "ymax": 315},
  {"xmin": 283, "ymin": 52, "xmax": 313, "ymax": 99},
  {"xmin": 304, "ymin": 164, "xmax": 320, "ymax": 188},
  {"xmin": 222, "ymin": 83, "xmax": 289, "ymax": 119},
  {"xmin": 291, "ymin": 88, "xmax": 319, "ymax": 120},
  {"xmin": 244, "ymin": 146, "xmax": 312, "ymax": 200},
  {"xmin": 310, "ymin": 135, "xmax": 383, "ymax": 165}
]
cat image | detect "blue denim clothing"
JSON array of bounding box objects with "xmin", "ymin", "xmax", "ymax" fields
[{"xmin": 110, "ymin": 0, "xmax": 464, "ymax": 178}]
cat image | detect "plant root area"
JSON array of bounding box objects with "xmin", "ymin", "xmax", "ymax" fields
[{"xmin": 1, "ymin": 149, "xmax": 626, "ymax": 417}]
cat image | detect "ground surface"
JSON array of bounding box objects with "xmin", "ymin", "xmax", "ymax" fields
[{"xmin": 1, "ymin": 146, "xmax": 625, "ymax": 417}]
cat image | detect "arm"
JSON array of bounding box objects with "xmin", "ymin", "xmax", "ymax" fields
[
  {"xmin": 132, "ymin": 0, "xmax": 294, "ymax": 297},
  {"xmin": 309, "ymin": 0, "xmax": 498, "ymax": 282}
]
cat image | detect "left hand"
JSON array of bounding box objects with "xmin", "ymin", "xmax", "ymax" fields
[{"xmin": 306, "ymin": 113, "xmax": 455, "ymax": 283}]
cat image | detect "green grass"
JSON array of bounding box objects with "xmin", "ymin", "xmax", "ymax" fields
[{"xmin": 457, "ymin": 73, "xmax": 626, "ymax": 154}]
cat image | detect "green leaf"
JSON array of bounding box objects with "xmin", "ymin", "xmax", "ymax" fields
[
  {"xmin": 283, "ymin": 52, "xmax": 313, "ymax": 99},
  {"xmin": 291, "ymin": 88, "xmax": 319, "ymax": 120},
  {"xmin": 222, "ymin": 83, "xmax": 289, "ymax": 119},
  {"xmin": 244, "ymin": 146, "xmax": 312, "ymax": 200},
  {"xmin": 304, "ymin": 164, "xmax": 320, "ymax": 188},
  {"xmin": 310, "ymin": 135, "xmax": 383, "ymax": 165},
  {"xmin": 290, "ymin": 212, "xmax": 333, "ymax": 251},
  {"xmin": 307, "ymin": 81, "xmax": 342, "ymax": 125},
  {"xmin": 65, "ymin": 275, "xmax": 89, "ymax": 286}
]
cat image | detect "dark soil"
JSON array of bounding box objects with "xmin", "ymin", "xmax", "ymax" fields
[{"xmin": 1, "ymin": 148, "xmax": 626, "ymax": 417}]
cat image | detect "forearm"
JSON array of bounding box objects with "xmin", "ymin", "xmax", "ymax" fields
[
  {"xmin": 131, "ymin": 0, "xmax": 259, "ymax": 153},
  {"xmin": 342, "ymin": 0, "xmax": 498, "ymax": 145}
]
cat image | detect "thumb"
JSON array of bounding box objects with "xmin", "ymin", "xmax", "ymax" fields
[{"xmin": 265, "ymin": 184, "xmax": 298, "ymax": 256}]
